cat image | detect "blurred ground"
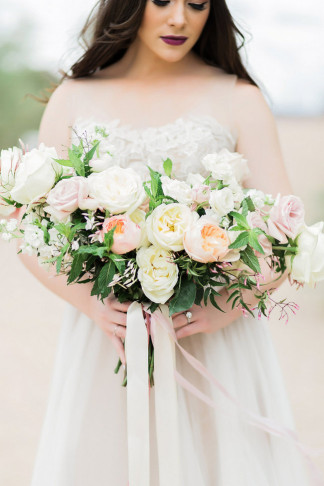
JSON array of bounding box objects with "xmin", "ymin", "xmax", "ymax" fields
[{"xmin": 0, "ymin": 116, "xmax": 323, "ymax": 485}]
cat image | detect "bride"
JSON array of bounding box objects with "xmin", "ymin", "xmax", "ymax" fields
[{"xmin": 18, "ymin": 0, "xmax": 316, "ymax": 485}]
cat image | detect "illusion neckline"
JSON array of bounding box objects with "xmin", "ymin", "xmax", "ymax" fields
[{"xmin": 72, "ymin": 113, "xmax": 238, "ymax": 144}]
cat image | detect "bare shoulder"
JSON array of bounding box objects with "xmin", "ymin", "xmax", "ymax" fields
[{"xmin": 233, "ymin": 78, "xmax": 268, "ymax": 108}]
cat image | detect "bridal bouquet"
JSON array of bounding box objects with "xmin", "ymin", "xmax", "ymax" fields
[{"xmin": 1, "ymin": 136, "xmax": 323, "ymax": 385}]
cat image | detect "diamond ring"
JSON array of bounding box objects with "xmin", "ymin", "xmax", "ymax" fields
[
  {"xmin": 185, "ymin": 311, "xmax": 192, "ymax": 324},
  {"xmin": 113, "ymin": 325, "xmax": 119, "ymax": 337}
]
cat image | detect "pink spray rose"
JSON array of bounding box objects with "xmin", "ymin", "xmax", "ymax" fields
[
  {"xmin": 191, "ymin": 184, "xmax": 210, "ymax": 205},
  {"xmin": 268, "ymin": 195, "xmax": 305, "ymax": 243},
  {"xmin": 100, "ymin": 214, "xmax": 141, "ymax": 254},
  {"xmin": 246, "ymin": 211, "xmax": 272, "ymax": 257},
  {"xmin": 45, "ymin": 176, "xmax": 89, "ymax": 221},
  {"xmin": 183, "ymin": 215, "xmax": 230, "ymax": 263}
]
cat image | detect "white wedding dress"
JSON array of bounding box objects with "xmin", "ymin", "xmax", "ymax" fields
[{"xmin": 30, "ymin": 81, "xmax": 314, "ymax": 485}]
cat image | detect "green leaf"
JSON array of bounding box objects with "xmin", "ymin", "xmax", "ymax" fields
[
  {"xmin": 163, "ymin": 158, "xmax": 173, "ymax": 177},
  {"xmin": 240, "ymin": 246, "xmax": 261, "ymax": 274},
  {"xmin": 245, "ymin": 196, "xmax": 256, "ymax": 212},
  {"xmin": 108, "ymin": 253, "xmax": 126, "ymax": 273},
  {"xmin": 68, "ymin": 253, "xmax": 88, "ymax": 283},
  {"xmin": 68, "ymin": 148, "xmax": 85, "ymax": 177},
  {"xmin": 210, "ymin": 293, "xmax": 225, "ymax": 313},
  {"xmin": 104, "ymin": 226, "xmax": 116, "ymax": 252},
  {"xmin": 148, "ymin": 166, "xmax": 162, "ymax": 199},
  {"xmin": 248, "ymin": 230, "xmax": 265, "ymax": 255},
  {"xmin": 53, "ymin": 158, "xmax": 74, "ymax": 168},
  {"xmin": 84, "ymin": 141, "xmax": 100, "ymax": 165},
  {"xmin": 98, "ymin": 260, "xmax": 116, "ymax": 299},
  {"xmin": 194, "ymin": 286, "xmax": 204, "ymax": 306},
  {"xmin": 228, "ymin": 231, "xmax": 249, "ymax": 250},
  {"xmin": 56, "ymin": 243, "xmax": 70, "ymax": 273},
  {"xmin": 77, "ymin": 245, "xmax": 107, "ymax": 258},
  {"xmin": 229, "ymin": 211, "xmax": 250, "ymax": 230},
  {"xmin": 169, "ymin": 279, "xmax": 196, "ymax": 316}
]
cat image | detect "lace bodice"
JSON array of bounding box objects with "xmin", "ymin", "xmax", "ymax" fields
[{"xmin": 72, "ymin": 114, "xmax": 238, "ymax": 181}]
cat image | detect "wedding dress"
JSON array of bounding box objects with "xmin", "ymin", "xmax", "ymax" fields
[{"xmin": 30, "ymin": 76, "xmax": 314, "ymax": 486}]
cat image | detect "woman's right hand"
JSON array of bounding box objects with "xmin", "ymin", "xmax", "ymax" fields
[{"xmin": 89, "ymin": 293, "xmax": 132, "ymax": 367}]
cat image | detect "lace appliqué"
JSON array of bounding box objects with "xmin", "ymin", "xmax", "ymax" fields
[{"xmin": 71, "ymin": 114, "xmax": 238, "ymax": 181}]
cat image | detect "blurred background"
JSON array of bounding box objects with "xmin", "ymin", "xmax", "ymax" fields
[{"xmin": 0, "ymin": 0, "xmax": 323, "ymax": 484}]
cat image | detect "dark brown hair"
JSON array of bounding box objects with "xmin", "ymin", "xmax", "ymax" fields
[{"xmin": 65, "ymin": 0, "xmax": 258, "ymax": 86}]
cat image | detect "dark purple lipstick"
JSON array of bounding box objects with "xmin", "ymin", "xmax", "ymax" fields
[{"xmin": 160, "ymin": 35, "xmax": 188, "ymax": 46}]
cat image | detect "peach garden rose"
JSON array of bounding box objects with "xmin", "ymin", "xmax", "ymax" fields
[
  {"xmin": 183, "ymin": 215, "xmax": 230, "ymax": 263},
  {"xmin": 100, "ymin": 214, "xmax": 141, "ymax": 255}
]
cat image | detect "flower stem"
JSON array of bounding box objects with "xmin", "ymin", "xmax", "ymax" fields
[
  {"xmin": 272, "ymin": 246, "xmax": 297, "ymax": 252},
  {"xmin": 114, "ymin": 358, "xmax": 122, "ymax": 374}
]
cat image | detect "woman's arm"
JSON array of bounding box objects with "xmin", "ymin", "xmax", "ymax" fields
[
  {"xmin": 174, "ymin": 80, "xmax": 292, "ymax": 338},
  {"xmin": 16, "ymin": 81, "xmax": 129, "ymax": 364}
]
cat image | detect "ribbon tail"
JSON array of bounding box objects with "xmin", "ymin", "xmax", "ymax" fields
[
  {"xmin": 125, "ymin": 302, "xmax": 150, "ymax": 486},
  {"xmin": 151, "ymin": 304, "xmax": 182, "ymax": 486},
  {"xmin": 152, "ymin": 309, "xmax": 324, "ymax": 486}
]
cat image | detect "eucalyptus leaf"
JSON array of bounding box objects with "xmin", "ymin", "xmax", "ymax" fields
[{"xmin": 169, "ymin": 279, "xmax": 196, "ymax": 316}]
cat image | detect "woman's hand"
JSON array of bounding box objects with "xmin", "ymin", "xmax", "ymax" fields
[
  {"xmin": 89, "ymin": 293, "xmax": 132, "ymax": 366},
  {"xmin": 172, "ymin": 292, "xmax": 242, "ymax": 340}
]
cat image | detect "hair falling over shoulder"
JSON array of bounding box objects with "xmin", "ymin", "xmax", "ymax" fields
[{"xmin": 35, "ymin": 0, "xmax": 257, "ymax": 103}]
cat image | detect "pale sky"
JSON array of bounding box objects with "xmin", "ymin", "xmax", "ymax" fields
[{"xmin": 2, "ymin": 0, "xmax": 324, "ymax": 115}]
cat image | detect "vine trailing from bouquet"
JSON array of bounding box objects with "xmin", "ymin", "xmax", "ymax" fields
[{"xmin": 1, "ymin": 130, "xmax": 323, "ymax": 386}]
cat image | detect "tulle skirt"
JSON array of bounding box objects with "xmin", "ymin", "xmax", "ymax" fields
[{"xmin": 30, "ymin": 304, "xmax": 311, "ymax": 486}]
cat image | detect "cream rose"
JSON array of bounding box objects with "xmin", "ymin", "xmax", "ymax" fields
[
  {"xmin": 183, "ymin": 215, "xmax": 230, "ymax": 263},
  {"xmin": 45, "ymin": 176, "xmax": 89, "ymax": 222},
  {"xmin": 286, "ymin": 222, "xmax": 324, "ymax": 288},
  {"xmin": 129, "ymin": 208, "xmax": 150, "ymax": 248},
  {"xmin": 146, "ymin": 203, "xmax": 198, "ymax": 251},
  {"xmin": 137, "ymin": 246, "xmax": 179, "ymax": 304},
  {"xmin": 186, "ymin": 172, "xmax": 205, "ymax": 186},
  {"xmin": 209, "ymin": 187, "xmax": 235, "ymax": 218},
  {"xmin": 87, "ymin": 166, "xmax": 145, "ymax": 214},
  {"xmin": 161, "ymin": 176, "xmax": 193, "ymax": 205},
  {"xmin": 10, "ymin": 144, "xmax": 59, "ymax": 205}
]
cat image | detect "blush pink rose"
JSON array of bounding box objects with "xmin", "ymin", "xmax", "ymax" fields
[
  {"xmin": 268, "ymin": 195, "xmax": 305, "ymax": 243},
  {"xmin": 183, "ymin": 216, "xmax": 230, "ymax": 263},
  {"xmin": 45, "ymin": 176, "xmax": 89, "ymax": 221},
  {"xmin": 100, "ymin": 214, "xmax": 141, "ymax": 254},
  {"xmin": 247, "ymin": 211, "xmax": 272, "ymax": 257}
]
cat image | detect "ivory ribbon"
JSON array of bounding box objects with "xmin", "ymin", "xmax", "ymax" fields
[{"xmin": 125, "ymin": 302, "xmax": 324, "ymax": 486}]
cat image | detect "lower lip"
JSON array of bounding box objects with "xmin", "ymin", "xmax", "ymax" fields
[{"xmin": 161, "ymin": 37, "xmax": 187, "ymax": 46}]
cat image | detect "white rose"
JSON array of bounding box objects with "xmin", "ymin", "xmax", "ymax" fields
[
  {"xmin": 87, "ymin": 166, "xmax": 145, "ymax": 214},
  {"xmin": 137, "ymin": 246, "xmax": 179, "ymax": 304},
  {"xmin": 202, "ymin": 156, "xmax": 234, "ymax": 183},
  {"xmin": 209, "ymin": 187, "xmax": 235, "ymax": 218},
  {"xmin": 227, "ymin": 177, "xmax": 245, "ymax": 205},
  {"xmin": 202, "ymin": 148, "xmax": 249, "ymax": 184},
  {"xmin": 129, "ymin": 208, "xmax": 150, "ymax": 248},
  {"xmin": 286, "ymin": 222, "xmax": 324, "ymax": 288},
  {"xmin": 146, "ymin": 203, "xmax": 198, "ymax": 251},
  {"xmin": 186, "ymin": 172, "xmax": 205, "ymax": 186},
  {"xmin": 161, "ymin": 176, "xmax": 193, "ymax": 205},
  {"xmin": 10, "ymin": 144, "xmax": 59, "ymax": 204}
]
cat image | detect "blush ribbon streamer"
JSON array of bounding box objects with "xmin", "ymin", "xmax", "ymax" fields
[{"xmin": 124, "ymin": 301, "xmax": 324, "ymax": 486}]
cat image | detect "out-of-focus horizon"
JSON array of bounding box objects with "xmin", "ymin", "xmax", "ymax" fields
[{"xmin": 1, "ymin": 0, "xmax": 324, "ymax": 117}]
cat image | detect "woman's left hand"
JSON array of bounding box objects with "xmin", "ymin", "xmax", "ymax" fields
[{"xmin": 172, "ymin": 302, "xmax": 230, "ymax": 340}]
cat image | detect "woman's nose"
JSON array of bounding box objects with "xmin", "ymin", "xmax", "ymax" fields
[{"xmin": 167, "ymin": 3, "xmax": 187, "ymax": 28}]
